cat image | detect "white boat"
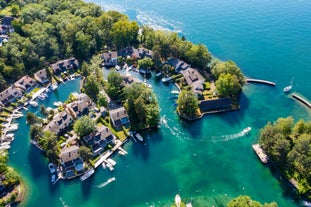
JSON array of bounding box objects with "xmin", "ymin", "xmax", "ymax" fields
[
  {"xmin": 3, "ymin": 136, "xmax": 14, "ymax": 142},
  {"xmin": 29, "ymin": 101, "xmax": 38, "ymax": 107},
  {"xmin": 156, "ymin": 72, "xmax": 162, "ymax": 77},
  {"xmin": 53, "ymin": 101, "xmax": 62, "ymax": 107},
  {"xmin": 283, "ymin": 85, "xmax": 292, "ymax": 93},
  {"xmin": 12, "ymin": 113, "xmax": 23, "ymax": 118},
  {"xmin": 50, "ymin": 83, "xmax": 58, "ymax": 91},
  {"xmin": 97, "ymin": 177, "xmax": 116, "ymax": 188},
  {"xmin": 107, "ymin": 158, "xmax": 116, "ymax": 166},
  {"xmin": 102, "ymin": 162, "xmax": 106, "ymax": 169},
  {"xmin": 48, "ymin": 163, "xmax": 56, "ymax": 174},
  {"xmin": 80, "ymin": 168, "xmax": 95, "ymax": 181},
  {"xmin": 175, "ymin": 194, "xmax": 182, "ymax": 207},
  {"xmin": 283, "ymin": 77, "xmax": 294, "ymax": 93},
  {"xmin": 5, "ymin": 133, "xmax": 15, "ymax": 139},
  {"xmin": 1, "ymin": 142, "xmax": 11, "ymax": 146},
  {"xmin": 51, "ymin": 174, "xmax": 56, "ymax": 183},
  {"xmin": 7, "ymin": 124, "xmax": 18, "ymax": 132},
  {"xmin": 105, "ymin": 162, "xmax": 114, "ymax": 171},
  {"xmin": 38, "ymin": 94, "xmax": 46, "ymax": 101},
  {"xmin": 0, "ymin": 145, "xmax": 10, "ymax": 150},
  {"xmin": 171, "ymin": 90, "xmax": 180, "ymax": 95},
  {"xmin": 303, "ymin": 201, "xmax": 311, "ymax": 207},
  {"xmin": 162, "ymin": 77, "xmax": 172, "ymax": 83},
  {"xmin": 242, "ymin": 127, "xmax": 252, "ymax": 135},
  {"xmin": 135, "ymin": 133, "xmax": 144, "ymax": 142}
]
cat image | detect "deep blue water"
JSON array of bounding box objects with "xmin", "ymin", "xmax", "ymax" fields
[{"xmin": 7, "ymin": 0, "xmax": 311, "ymax": 206}]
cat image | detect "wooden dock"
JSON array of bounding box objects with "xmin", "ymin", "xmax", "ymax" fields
[
  {"xmin": 292, "ymin": 93, "xmax": 311, "ymax": 109},
  {"xmin": 246, "ymin": 78, "xmax": 276, "ymax": 86},
  {"xmin": 252, "ymin": 144, "xmax": 269, "ymax": 164}
]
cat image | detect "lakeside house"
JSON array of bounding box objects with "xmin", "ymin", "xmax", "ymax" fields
[
  {"xmin": 0, "ymin": 16, "xmax": 15, "ymax": 34},
  {"xmin": 34, "ymin": 69, "xmax": 50, "ymax": 84},
  {"xmin": 119, "ymin": 47, "xmax": 153, "ymax": 59},
  {"xmin": 166, "ymin": 58, "xmax": 190, "ymax": 73},
  {"xmin": 180, "ymin": 68, "xmax": 205, "ymax": 95},
  {"xmin": 199, "ymin": 98, "xmax": 232, "ymax": 113},
  {"xmin": 101, "ymin": 51, "xmax": 118, "ymax": 67},
  {"xmin": 60, "ymin": 145, "xmax": 84, "ymax": 179},
  {"xmin": 44, "ymin": 93, "xmax": 92, "ymax": 135},
  {"xmin": 44, "ymin": 110, "xmax": 74, "ymax": 135},
  {"xmin": 13, "ymin": 75, "xmax": 37, "ymax": 92},
  {"xmin": 83, "ymin": 126, "xmax": 115, "ymax": 157},
  {"xmin": 0, "ymin": 86, "xmax": 23, "ymax": 107},
  {"xmin": 109, "ymin": 107, "xmax": 130, "ymax": 129},
  {"xmin": 0, "ymin": 35, "xmax": 8, "ymax": 46},
  {"xmin": 51, "ymin": 58, "xmax": 79, "ymax": 75}
]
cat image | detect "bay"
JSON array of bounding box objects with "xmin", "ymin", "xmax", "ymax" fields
[{"xmin": 8, "ymin": 0, "xmax": 311, "ymax": 206}]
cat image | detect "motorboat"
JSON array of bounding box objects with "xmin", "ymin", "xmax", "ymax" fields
[
  {"xmin": 29, "ymin": 101, "xmax": 38, "ymax": 107},
  {"xmin": 171, "ymin": 90, "xmax": 180, "ymax": 95},
  {"xmin": 51, "ymin": 174, "xmax": 56, "ymax": 183},
  {"xmin": 135, "ymin": 133, "xmax": 144, "ymax": 142},
  {"xmin": 107, "ymin": 158, "xmax": 116, "ymax": 166},
  {"xmin": 242, "ymin": 127, "xmax": 252, "ymax": 135},
  {"xmin": 7, "ymin": 124, "xmax": 19, "ymax": 132},
  {"xmin": 53, "ymin": 101, "xmax": 62, "ymax": 107},
  {"xmin": 175, "ymin": 194, "xmax": 181, "ymax": 207},
  {"xmin": 50, "ymin": 83, "xmax": 58, "ymax": 91},
  {"xmin": 48, "ymin": 163, "xmax": 56, "ymax": 174},
  {"xmin": 80, "ymin": 168, "xmax": 95, "ymax": 181}
]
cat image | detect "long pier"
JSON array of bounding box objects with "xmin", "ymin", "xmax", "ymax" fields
[
  {"xmin": 292, "ymin": 93, "xmax": 311, "ymax": 109},
  {"xmin": 246, "ymin": 78, "xmax": 276, "ymax": 86}
]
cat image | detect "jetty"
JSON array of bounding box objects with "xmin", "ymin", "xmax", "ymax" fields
[
  {"xmin": 246, "ymin": 78, "xmax": 276, "ymax": 86},
  {"xmin": 252, "ymin": 144, "xmax": 269, "ymax": 164},
  {"xmin": 292, "ymin": 93, "xmax": 311, "ymax": 109}
]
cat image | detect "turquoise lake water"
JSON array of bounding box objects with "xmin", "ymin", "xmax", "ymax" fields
[{"xmin": 8, "ymin": 0, "xmax": 311, "ymax": 206}]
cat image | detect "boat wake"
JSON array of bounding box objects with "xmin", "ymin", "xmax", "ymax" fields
[
  {"xmin": 97, "ymin": 177, "xmax": 116, "ymax": 188},
  {"xmin": 59, "ymin": 197, "xmax": 70, "ymax": 207},
  {"xmin": 160, "ymin": 116, "xmax": 251, "ymax": 142}
]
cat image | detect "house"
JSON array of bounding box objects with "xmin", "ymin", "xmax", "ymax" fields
[
  {"xmin": 60, "ymin": 145, "xmax": 84, "ymax": 177},
  {"xmin": 14, "ymin": 75, "xmax": 37, "ymax": 92},
  {"xmin": 109, "ymin": 107, "xmax": 130, "ymax": 129},
  {"xmin": 199, "ymin": 98, "xmax": 232, "ymax": 112},
  {"xmin": 0, "ymin": 16, "xmax": 14, "ymax": 34},
  {"xmin": 0, "ymin": 35, "xmax": 8, "ymax": 46},
  {"xmin": 44, "ymin": 93, "xmax": 92, "ymax": 134},
  {"xmin": 83, "ymin": 126, "xmax": 115, "ymax": 156},
  {"xmin": 34, "ymin": 69, "xmax": 49, "ymax": 84},
  {"xmin": 51, "ymin": 58, "xmax": 79, "ymax": 75},
  {"xmin": 138, "ymin": 48, "xmax": 153, "ymax": 58},
  {"xmin": 167, "ymin": 58, "xmax": 190, "ymax": 73},
  {"xmin": 119, "ymin": 47, "xmax": 140, "ymax": 59},
  {"xmin": 101, "ymin": 51, "xmax": 118, "ymax": 67},
  {"xmin": 180, "ymin": 68, "xmax": 205, "ymax": 94},
  {"xmin": 44, "ymin": 110, "xmax": 74, "ymax": 135},
  {"xmin": 0, "ymin": 86, "xmax": 23, "ymax": 107}
]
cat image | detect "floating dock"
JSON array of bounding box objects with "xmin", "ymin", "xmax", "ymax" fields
[
  {"xmin": 292, "ymin": 93, "xmax": 311, "ymax": 109},
  {"xmin": 252, "ymin": 144, "xmax": 269, "ymax": 164},
  {"xmin": 246, "ymin": 78, "xmax": 276, "ymax": 86}
]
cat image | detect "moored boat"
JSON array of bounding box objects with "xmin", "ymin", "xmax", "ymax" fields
[
  {"xmin": 252, "ymin": 144, "xmax": 269, "ymax": 164},
  {"xmin": 175, "ymin": 194, "xmax": 181, "ymax": 207},
  {"xmin": 171, "ymin": 90, "xmax": 180, "ymax": 95},
  {"xmin": 48, "ymin": 163, "xmax": 56, "ymax": 174},
  {"xmin": 80, "ymin": 168, "xmax": 95, "ymax": 181},
  {"xmin": 29, "ymin": 101, "xmax": 38, "ymax": 107},
  {"xmin": 135, "ymin": 133, "xmax": 144, "ymax": 142}
]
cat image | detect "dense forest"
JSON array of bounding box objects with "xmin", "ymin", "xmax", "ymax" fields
[{"xmin": 259, "ymin": 117, "xmax": 311, "ymax": 199}]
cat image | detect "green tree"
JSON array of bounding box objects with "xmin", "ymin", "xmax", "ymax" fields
[
  {"xmin": 124, "ymin": 83, "xmax": 159, "ymax": 130},
  {"xmin": 184, "ymin": 44, "xmax": 211, "ymax": 69},
  {"xmin": 138, "ymin": 57, "xmax": 154, "ymax": 70},
  {"xmin": 79, "ymin": 145, "xmax": 93, "ymax": 162},
  {"xmin": 106, "ymin": 70, "xmax": 123, "ymax": 99},
  {"xmin": 97, "ymin": 93, "xmax": 108, "ymax": 107},
  {"xmin": 83, "ymin": 75, "xmax": 100, "ymax": 102},
  {"xmin": 211, "ymin": 60, "xmax": 245, "ymax": 86},
  {"xmin": 227, "ymin": 195, "xmax": 277, "ymax": 207},
  {"xmin": 110, "ymin": 20, "xmax": 139, "ymax": 49},
  {"xmin": 38, "ymin": 131, "xmax": 58, "ymax": 162},
  {"xmin": 215, "ymin": 73, "xmax": 242, "ymax": 97},
  {"xmin": 30, "ymin": 125, "xmax": 43, "ymax": 141},
  {"xmin": 26, "ymin": 112, "xmax": 42, "ymax": 125},
  {"xmin": 177, "ymin": 90, "xmax": 199, "ymax": 118},
  {"xmin": 40, "ymin": 105, "xmax": 48, "ymax": 117},
  {"xmin": 74, "ymin": 116, "xmax": 96, "ymax": 138}
]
